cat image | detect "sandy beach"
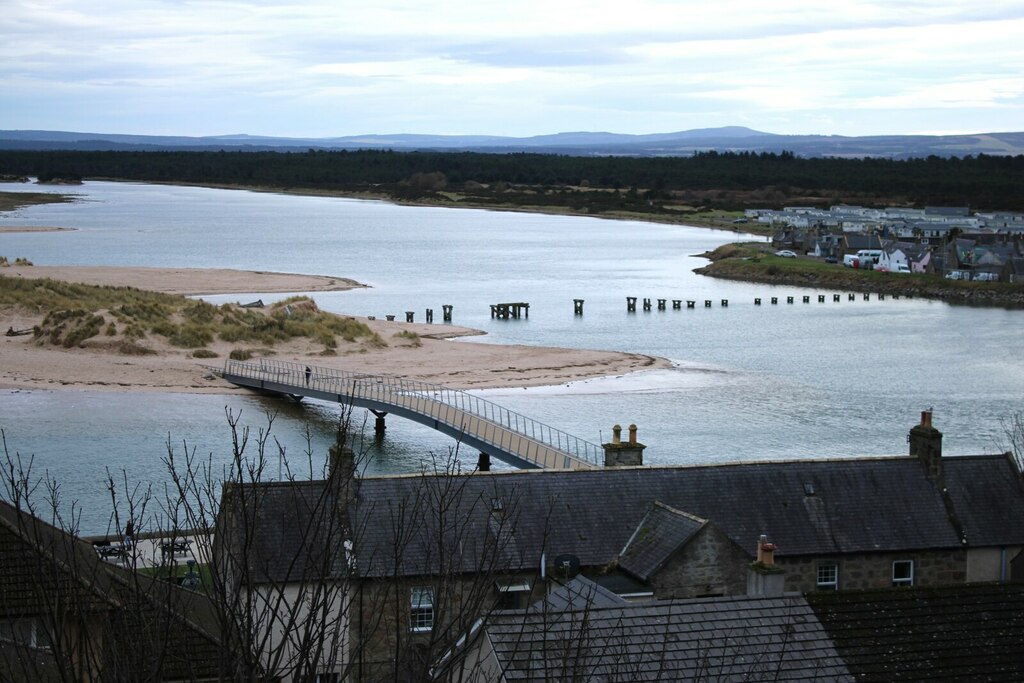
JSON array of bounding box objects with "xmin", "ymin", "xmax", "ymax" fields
[{"xmin": 1, "ymin": 265, "xmax": 669, "ymax": 394}]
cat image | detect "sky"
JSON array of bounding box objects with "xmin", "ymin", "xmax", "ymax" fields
[{"xmin": 2, "ymin": 1, "xmax": 1023, "ymax": 139}]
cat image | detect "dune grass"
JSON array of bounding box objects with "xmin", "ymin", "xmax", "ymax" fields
[{"xmin": 0, "ymin": 275, "xmax": 383, "ymax": 352}]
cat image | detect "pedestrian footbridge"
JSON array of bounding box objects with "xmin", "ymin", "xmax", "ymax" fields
[{"xmin": 214, "ymin": 359, "xmax": 601, "ymax": 470}]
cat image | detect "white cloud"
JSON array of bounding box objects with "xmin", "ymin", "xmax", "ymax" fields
[{"xmin": 1, "ymin": 0, "xmax": 1022, "ymax": 136}]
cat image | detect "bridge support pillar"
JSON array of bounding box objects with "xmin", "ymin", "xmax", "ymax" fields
[
  {"xmin": 370, "ymin": 410, "xmax": 387, "ymax": 439},
  {"xmin": 442, "ymin": 304, "xmax": 453, "ymax": 322},
  {"xmin": 477, "ymin": 452, "xmax": 491, "ymax": 472}
]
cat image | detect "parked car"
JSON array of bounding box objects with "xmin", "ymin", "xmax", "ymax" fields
[
  {"xmin": 824, "ymin": 256, "xmax": 838, "ymax": 264},
  {"xmin": 946, "ymin": 270, "xmax": 969, "ymax": 280},
  {"xmin": 775, "ymin": 250, "xmax": 797, "ymax": 258},
  {"xmin": 973, "ymin": 272, "xmax": 998, "ymax": 282}
]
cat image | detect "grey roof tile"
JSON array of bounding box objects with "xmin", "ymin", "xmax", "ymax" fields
[{"xmin": 483, "ymin": 594, "xmax": 853, "ymax": 681}]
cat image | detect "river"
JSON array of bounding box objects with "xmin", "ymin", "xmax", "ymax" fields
[{"xmin": 1, "ymin": 181, "xmax": 1021, "ymax": 534}]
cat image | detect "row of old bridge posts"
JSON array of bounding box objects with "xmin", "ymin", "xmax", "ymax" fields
[
  {"xmin": 490, "ymin": 302, "xmax": 530, "ymax": 319},
  {"xmin": 370, "ymin": 305, "xmax": 454, "ymax": 324},
  {"xmin": 625, "ymin": 292, "xmax": 901, "ymax": 311}
]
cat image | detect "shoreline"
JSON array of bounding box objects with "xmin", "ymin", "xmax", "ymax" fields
[{"xmin": 1, "ymin": 265, "xmax": 672, "ymax": 394}]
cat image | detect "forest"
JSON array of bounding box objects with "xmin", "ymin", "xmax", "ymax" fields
[{"xmin": 2, "ymin": 149, "xmax": 1023, "ymax": 214}]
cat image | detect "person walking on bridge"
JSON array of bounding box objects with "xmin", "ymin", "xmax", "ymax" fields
[{"xmin": 305, "ymin": 366, "xmax": 312, "ymax": 385}]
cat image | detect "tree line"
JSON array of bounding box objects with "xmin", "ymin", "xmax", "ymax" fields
[{"xmin": 2, "ymin": 149, "xmax": 1023, "ymax": 210}]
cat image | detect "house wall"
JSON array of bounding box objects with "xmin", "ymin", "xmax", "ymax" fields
[
  {"xmin": 242, "ymin": 581, "xmax": 348, "ymax": 682},
  {"xmin": 350, "ymin": 573, "xmax": 544, "ymax": 681},
  {"xmin": 966, "ymin": 547, "xmax": 1024, "ymax": 582},
  {"xmin": 777, "ymin": 550, "xmax": 966, "ymax": 592},
  {"xmin": 649, "ymin": 526, "xmax": 750, "ymax": 598}
]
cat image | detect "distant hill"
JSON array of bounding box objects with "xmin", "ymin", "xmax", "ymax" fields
[{"xmin": 2, "ymin": 127, "xmax": 1023, "ymax": 159}]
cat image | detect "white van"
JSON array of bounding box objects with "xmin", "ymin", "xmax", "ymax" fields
[{"xmin": 856, "ymin": 249, "xmax": 882, "ymax": 264}]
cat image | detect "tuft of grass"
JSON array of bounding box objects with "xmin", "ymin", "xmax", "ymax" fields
[
  {"xmin": 35, "ymin": 309, "xmax": 105, "ymax": 347},
  {"xmin": 105, "ymin": 321, "xmax": 117, "ymax": 336},
  {"xmin": 191, "ymin": 348, "xmax": 218, "ymax": 359},
  {"xmin": 229, "ymin": 348, "xmax": 253, "ymax": 361},
  {"xmin": 393, "ymin": 330, "xmax": 422, "ymax": 347},
  {"xmin": 118, "ymin": 340, "xmax": 156, "ymax": 355}
]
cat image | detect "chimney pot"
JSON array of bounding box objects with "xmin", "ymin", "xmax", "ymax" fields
[
  {"xmin": 921, "ymin": 410, "xmax": 932, "ymax": 428},
  {"xmin": 628, "ymin": 424, "xmax": 637, "ymax": 444},
  {"xmin": 612, "ymin": 424, "xmax": 621, "ymax": 445}
]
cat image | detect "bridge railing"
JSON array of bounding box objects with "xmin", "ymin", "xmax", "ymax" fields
[{"xmin": 222, "ymin": 359, "xmax": 604, "ymax": 466}]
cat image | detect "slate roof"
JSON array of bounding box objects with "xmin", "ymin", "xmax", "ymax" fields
[
  {"xmin": 0, "ymin": 499, "xmax": 224, "ymax": 681},
  {"xmin": 231, "ymin": 453, "xmax": 1024, "ymax": 581},
  {"xmin": 618, "ymin": 502, "xmax": 705, "ymax": 582},
  {"xmin": 528, "ymin": 576, "xmax": 626, "ymax": 612},
  {"xmin": 941, "ymin": 455, "xmax": 1024, "ymax": 546},
  {"xmin": 480, "ymin": 594, "xmax": 853, "ymax": 681},
  {"xmin": 217, "ymin": 479, "xmax": 348, "ymax": 583},
  {"xmin": 808, "ymin": 583, "xmax": 1024, "ymax": 680}
]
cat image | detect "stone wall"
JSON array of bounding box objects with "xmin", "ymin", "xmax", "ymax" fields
[
  {"xmin": 349, "ymin": 573, "xmax": 545, "ymax": 680},
  {"xmin": 777, "ymin": 549, "xmax": 967, "ymax": 592},
  {"xmin": 649, "ymin": 525, "xmax": 751, "ymax": 598}
]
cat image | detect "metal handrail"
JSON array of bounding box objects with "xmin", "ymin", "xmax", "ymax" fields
[{"xmin": 222, "ymin": 359, "xmax": 603, "ymax": 466}]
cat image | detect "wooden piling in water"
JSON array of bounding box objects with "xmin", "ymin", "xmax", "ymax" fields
[
  {"xmin": 574, "ymin": 299, "xmax": 584, "ymax": 315},
  {"xmin": 627, "ymin": 297, "xmax": 637, "ymax": 312},
  {"xmin": 442, "ymin": 304, "xmax": 453, "ymax": 322}
]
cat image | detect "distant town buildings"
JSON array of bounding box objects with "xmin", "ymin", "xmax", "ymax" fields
[{"xmin": 751, "ymin": 205, "xmax": 1024, "ymax": 281}]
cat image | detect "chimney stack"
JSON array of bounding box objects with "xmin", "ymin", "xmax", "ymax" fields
[
  {"xmin": 603, "ymin": 423, "xmax": 645, "ymax": 467},
  {"xmin": 909, "ymin": 410, "xmax": 943, "ymax": 479},
  {"xmin": 747, "ymin": 533, "xmax": 784, "ymax": 597}
]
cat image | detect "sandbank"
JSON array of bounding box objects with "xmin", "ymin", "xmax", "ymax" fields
[
  {"xmin": 1, "ymin": 265, "xmax": 669, "ymax": 394},
  {"xmin": 1, "ymin": 264, "xmax": 364, "ymax": 295}
]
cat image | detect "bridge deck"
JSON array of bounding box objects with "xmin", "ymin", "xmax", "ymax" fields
[{"xmin": 216, "ymin": 359, "xmax": 599, "ymax": 470}]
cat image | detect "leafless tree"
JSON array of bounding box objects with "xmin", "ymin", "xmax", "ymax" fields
[{"xmin": 1000, "ymin": 411, "xmax": 1024, "ymax": 474}]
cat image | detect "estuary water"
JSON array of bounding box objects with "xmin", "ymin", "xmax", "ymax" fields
[{"xmin": 1, "ymin": 181, "xmax": 1022, "ymax": 534}]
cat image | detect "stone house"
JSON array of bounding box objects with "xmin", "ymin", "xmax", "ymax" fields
[{"xmin": 216, "ymin": 413, "xmax": 1024, "ymax": 679}]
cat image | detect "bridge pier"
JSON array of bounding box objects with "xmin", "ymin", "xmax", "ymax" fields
[
  {"xmin": 442, "ymin": 304, "xmax": 453, "ymax": 322},
  {"xmin": 477, "ymin": 452, "xmax": 491, "ymax": 472},
  {"xmin": 370, "ymin": 409, "xmax": 388, "ymax": 439}
]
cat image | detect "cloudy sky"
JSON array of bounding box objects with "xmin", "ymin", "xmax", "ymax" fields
[{"xmin": 2, "ymin": 1, "xmax": 1022, "ymax": 138}]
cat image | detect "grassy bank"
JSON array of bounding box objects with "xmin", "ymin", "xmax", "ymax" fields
[
  {"xmin": 694, "ymin": 243, "xmax": 1024, "ymax": 308},
  {"xmin": 0, "ymin": 189, "xmax": 76, "ymax": 212}
]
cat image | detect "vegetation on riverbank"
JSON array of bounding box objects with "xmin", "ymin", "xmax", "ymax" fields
[
  {"xmin": 695, "ymin": 243, "xmax": 1024, "ymax": 308},
  {"xmin": 0, "ymin": 276, "xmax": 383, "ymax": 354},
  {"xmin": 0, "ymin": 189, "xmax": 75, "ymax": 212}
]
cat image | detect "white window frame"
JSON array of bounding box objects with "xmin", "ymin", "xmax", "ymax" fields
[
  {"xmin": 410, "ymin": 586, "xmax": 434, "ymax": 632},
  {"xmin": 892, "ymin": 560, "xmax": 915, "ymax": 586},
  {"xmin": 816, "ymin": 563, "xmax": 839, "ymax": 591},
  {"xmin": 0, "ymin": 618, "xmax": 52, "ymax": 650}
]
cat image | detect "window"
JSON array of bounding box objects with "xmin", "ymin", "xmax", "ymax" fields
[
  {"xmin": 496, "ymin": 582, "xmax": 531, "ymax": 610},
  {"xmin": 816, "ymin": 563, "xmax": 839, "ymax": 591},
  {"xmin": 0, "ymin": 618, "xmax": 52, "ymax": 650},
  {"xmin": 410, "ymin": 586, "xmax": 434, "ymax": 632},
  {"xmin": 892, "ymin": 560, "xmax": 914, "ymax": 587}
]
